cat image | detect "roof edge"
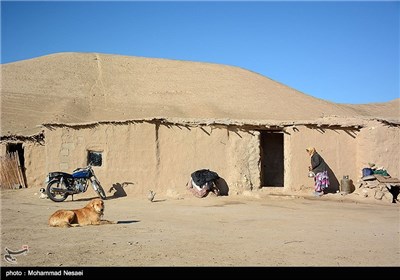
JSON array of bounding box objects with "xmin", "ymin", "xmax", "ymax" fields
[{"xmin": 40, "ymin": 116, "xmax": 367, "ymax": 130}]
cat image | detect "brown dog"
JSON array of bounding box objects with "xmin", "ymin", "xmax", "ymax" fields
[{"xmin": 48, "ymin": 198, "xmax": 114, "ymax": 228}]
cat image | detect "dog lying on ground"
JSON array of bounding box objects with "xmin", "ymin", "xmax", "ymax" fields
[{"xmin": 48, "ymin": 198, "xmax": 114, "ymax": 228}]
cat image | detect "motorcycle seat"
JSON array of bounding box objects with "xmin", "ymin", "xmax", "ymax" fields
[{"xmin": 48, "ymin": 172, "xmax": 73, "ymax": 179}]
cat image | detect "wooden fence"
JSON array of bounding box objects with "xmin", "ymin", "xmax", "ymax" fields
[{"xmin": 0, "ymin": 152, "xmax": 26, "ymax": 189}]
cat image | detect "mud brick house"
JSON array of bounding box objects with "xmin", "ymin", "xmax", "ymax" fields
[{"xmin": 1, "ymin": 53, "xmax": 399, "ymax": 196}]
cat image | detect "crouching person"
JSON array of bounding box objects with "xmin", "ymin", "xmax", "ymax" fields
[{"xmin": 187, "ymin": 169, "xmax": 220, "ymax": 198}]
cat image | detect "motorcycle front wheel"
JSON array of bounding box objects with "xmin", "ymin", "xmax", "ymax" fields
[
  {"xmin": 92, "ymin": 180, "xmax": 107, "ymax": 200},
  {"xmin": 46, "ymin": 179, "xmax": 69, "ymax": 202}
]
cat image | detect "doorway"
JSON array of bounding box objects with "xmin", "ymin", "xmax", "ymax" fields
[
  {"xmin": 5, "ymin": 143, "xmax": 26, "ymax": 188},
  {"xmin": 260, "ymin": 131, "xmax": 284, "ymax": 187},
  {"xmin": 7, "ymin": 143, "xmax": 25, "ymax": 170}
]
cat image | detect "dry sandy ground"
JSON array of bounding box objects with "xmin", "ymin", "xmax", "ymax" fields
[{"xmin": 0, "ymin": 187, "xmax": 399, "ymax": 268}]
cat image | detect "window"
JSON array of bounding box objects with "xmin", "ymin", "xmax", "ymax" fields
[{"xmin": 87, "ymin": 151, "xmax": 102, "ymax": 166}]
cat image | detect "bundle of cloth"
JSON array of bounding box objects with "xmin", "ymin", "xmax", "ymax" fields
[{"xmin": 187, "ymin": 169, "xmax": 220, "ymax": 198}]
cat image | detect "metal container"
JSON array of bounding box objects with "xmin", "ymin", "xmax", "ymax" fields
[{"xmin": 340, "ymin": 175, "xmax": 353, "ymax": 194}]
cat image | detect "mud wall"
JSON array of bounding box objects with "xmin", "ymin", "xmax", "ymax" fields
[
  {"xmin": 42, "ymin": 120, "xmax": 400, "ymax": 197},
  {"xmin": 0, "ymin": 144, "xmax": 6, "ymax": 155},
  {"xmin": 284, "ymin": 125, "xmax": 358, "ymax": 194},
  {"xmin": 44, "ymin": 123, "xmax": 157, "ymax": 194},
  {"xmin": 155, "ymin": 125, "xmax": 260, "ymax": 195},
  {"xmin": 24, "ymin": 142, "xmax": 46, "ymax": 188},
  {"xmin": 44, "ymin": 123, "xmax": 259, "ymax": 196},
  {"xmin": 283, "ymin": 122, "xmax": 399, "ymax": 194},
  {"xmin": 356, "ymin": 120, "xmax": 399, "ymax": 179}
]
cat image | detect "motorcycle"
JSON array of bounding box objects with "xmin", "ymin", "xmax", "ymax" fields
[{"xmin": 44, "ymin": 164, "xmax": 106, "ymax": 202}]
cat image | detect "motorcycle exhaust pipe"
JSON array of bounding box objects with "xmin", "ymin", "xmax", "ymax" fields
[{"xmin": 51, "ymin": 188, "xmax": 75, "ymax": 194}]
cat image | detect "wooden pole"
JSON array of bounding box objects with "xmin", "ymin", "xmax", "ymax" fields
[
  {"xmin": 10, "ymin": 153, "xmax": 20, "ymax": 188},
  {"xmin": 15, "ymin": 152, "xmax": 26, "ymax": 188}
]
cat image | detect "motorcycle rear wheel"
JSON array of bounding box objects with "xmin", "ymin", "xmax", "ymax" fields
[
  {"xmin": 46, "ymin": 180, "xmax": 69, "ymax": 202},
  {"xmin": 92, "ymin": 180, "xmax": 107, "ymax": 200}
]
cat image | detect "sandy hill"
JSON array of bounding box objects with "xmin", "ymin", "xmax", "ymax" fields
[{"xmin": 1, "ymin": 52, "xmax": 399, "ymax": 137}]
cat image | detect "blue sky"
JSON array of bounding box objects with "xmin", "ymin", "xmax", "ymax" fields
[{"xmin": 1, "ymin": 1, "xmax": 399, "ymax": 104}]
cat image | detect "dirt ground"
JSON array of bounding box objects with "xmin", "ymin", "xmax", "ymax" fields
[{"xmin": 1, "ymin": 187, "xmax": 399, "ymax": 268}]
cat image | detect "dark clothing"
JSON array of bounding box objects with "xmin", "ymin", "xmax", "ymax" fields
[
  {"xmin": 191, "ymin": 169, "xmax": 219, "ymax": 187},
  {"xmin": 311, "ymin": 152, "xmax": 327, "ymax": 174}
]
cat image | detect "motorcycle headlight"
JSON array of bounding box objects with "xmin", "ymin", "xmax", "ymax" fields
[{"xmin": 44, "ymin": 175, "xmax": 50, "ymax": 183}]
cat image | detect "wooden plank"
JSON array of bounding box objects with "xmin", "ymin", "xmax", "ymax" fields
[
  {"xmin": 0, "ymin": 153, "xmax": 22, "ymax": 189},
  {"xmin": 11, "ymin": 153, "xmax": 20, "ymax": 188},
  {"xmin": 374, "ymin": 174, "xmax": 400, "ymax": 184},
  {"xmin": 15, "ymin": 152, "xmax": 26, "ymax": 188}
]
